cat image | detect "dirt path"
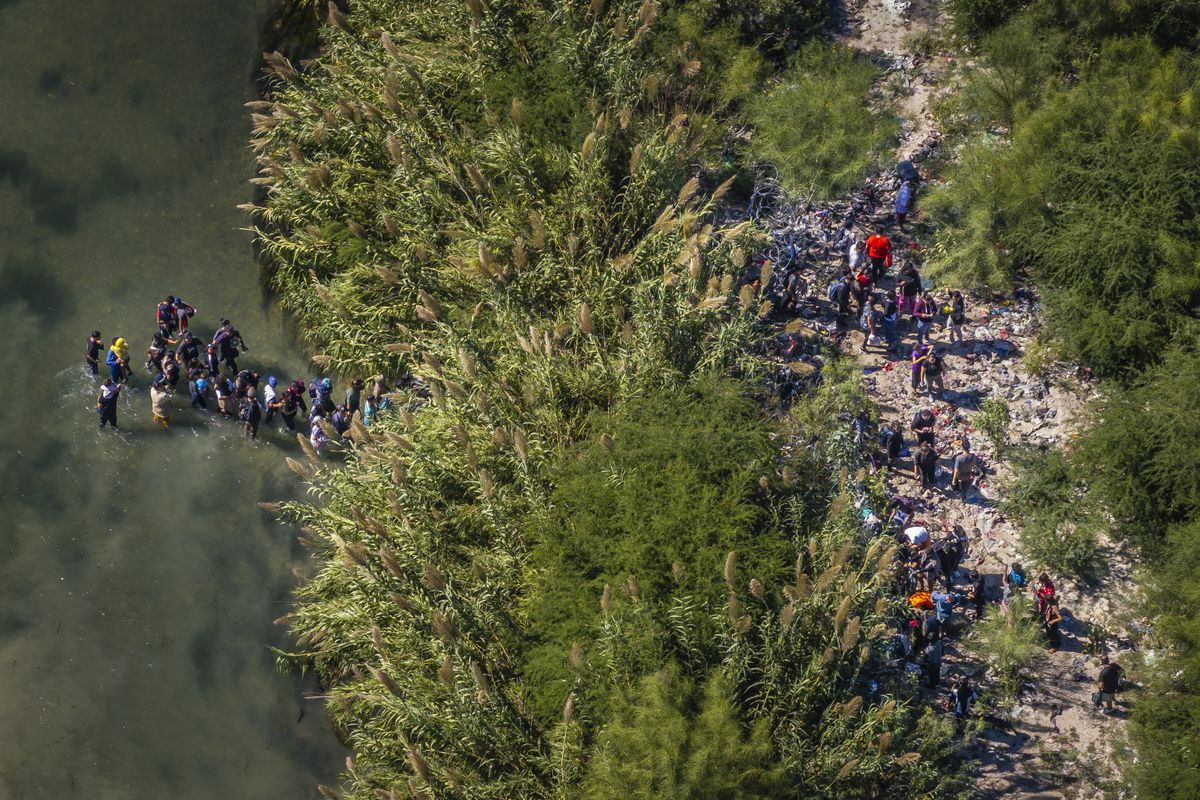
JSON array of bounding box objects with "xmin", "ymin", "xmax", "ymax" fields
[{"xmin": 767, "ymin": 2, "xmax": 1138, "ymax": 795}]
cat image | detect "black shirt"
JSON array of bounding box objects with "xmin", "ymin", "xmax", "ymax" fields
[
  {"xmin": 86, "ymin": 337, "xmax": 103, "ymax": 360},
  {"xmin": 1099, "ymin": 663, "xmax": 1122, "ymax": 693}
]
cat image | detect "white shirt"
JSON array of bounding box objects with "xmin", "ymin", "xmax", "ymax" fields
[{"xmin": 904, "ymin": 526, "xmax": 930, "ymax": 547}]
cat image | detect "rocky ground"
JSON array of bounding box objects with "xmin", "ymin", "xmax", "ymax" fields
[{"xmin": 765, "ymin": 1, "xmax": 1141, "ymax": 796}]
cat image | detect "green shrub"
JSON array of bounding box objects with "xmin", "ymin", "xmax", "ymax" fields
[
  {"xmin": 748, "ymin": 42, "xmax": 898, "ymax": 199},
  {"xmin": 1078, "ymin": 347, "xmax": 1200, "ymax": 548},
  {"xmin": 523, "ymin": 376, "xmax": 793, "ymax": 721},
  {"xmin": 971, "ymin": 594, "xmax": 1044, "ymax": 698},
  {"xmin": 974, "ymin": 398, "xmax": 1011, "ymax": 457},
  {"xmin": 582, "ymin": 666, "xmax": 785, "ymax": 800},
  {"xmin": 1005, "ymin": 448, "xmax": 1103, "ymax": 582},
  {"xmin": 1130, "ymin": 518, "xmax": 1200, "ymax": 798},
  {"xmin": 947, "ymin": 0, "xmax": 1028, "ymax": 39}
]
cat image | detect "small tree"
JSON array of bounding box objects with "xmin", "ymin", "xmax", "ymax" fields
[
  {"xmin": 975, "ymin": 398, "xmax": 1011, "ymax": 458},
  {"xmin": 971, "ymin": 594, "xmax": 1043, "ymax": 699}
]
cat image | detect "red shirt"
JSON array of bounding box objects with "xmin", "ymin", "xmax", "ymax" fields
[{"xmin": 866, "ymin": 235, "xmax": 892, "ymax": 268}]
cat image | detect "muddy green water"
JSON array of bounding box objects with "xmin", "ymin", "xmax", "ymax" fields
[{"xmin": 0, "ymin": 1, "xmax": 343, "ymax": 797}]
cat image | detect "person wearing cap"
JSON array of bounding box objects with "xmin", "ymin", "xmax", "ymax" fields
[
  {"xmin": 85, "ymin": 330, "xmax": 104, "ymax": 375},
  {"xmin": 310, "ymin": 377, "xmax": 335, "ymax": 414},
  {"xmin": 189, "ymin": 373, "xmax": 210, "ymax": 411},
  {"xmin": 150, "ymin": 378, "xmax": 173, "ymax": 429},
  {"xmin": 241, "ymin": 386, "xmax": 263, "ymax": 440}
]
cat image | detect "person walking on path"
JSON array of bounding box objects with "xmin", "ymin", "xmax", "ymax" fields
[
  {"xmin": 923, "ymin": 637, "xmax": 943, "ymax": 688},
  {"xmin": 923, "ymin": 345, "xmax": 945, "ymax": 397},
  {"xmin": 895, "ymin": 181, "xmax": 914, "ymax": 231},
  {"xmin": 913, "ymin": 291, "xmax": 935, "ymax": 348},
  {"xmin": 1043, "ymin": 598, "xmax": 1063, "ymax": 652},
  {"xmin": 1097, "ymin": 656, "xmax": 1123, "ymax": 714},
  {"xmin": 911, "ymin": 345, "xmax": 932, "ymax": 394},
  {"xmin": 865, "ymin": 233, "xmax": 892, "ymax": 282},
  {"xmin": 914, "ymin": 440, "xmax": 939, "ymax": 488},
  {"xmin": 898, "ymin": 264, "xmax": 922, "ymax": 324},
  {"xmin": 96, "ymin": 378, "xmax": 121, "ymax": 431},
  {"xmin": 85, "ymin": 331, "xmax": 104, "ymax": 375},
  {"xmin": 881, "ymin": 290, "xmax": 899, "ymax": 355},
  {"xmin": 950, "ymin": 440, "xmax": 977, "ymax": 499},
  {"xmin": 952, "ymin": 675, "xmax": 978, "ymax": 719},
  {"xmin": 150, "ymin": 379, "xmax": 173, "ymax": 430},
  {"xmin": 947, "ymin": 291, "xmax": 966, "ymax": 344},
  {"xmin": 911, "ymin": 407, "xmax": 936, "ymax": 447}
]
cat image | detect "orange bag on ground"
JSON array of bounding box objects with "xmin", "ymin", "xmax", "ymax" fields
[{"xmin": 909, "ymin": 591, "xmax": 934, "ymax": 610}]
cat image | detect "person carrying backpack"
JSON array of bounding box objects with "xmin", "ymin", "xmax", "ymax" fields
[{"xmin": 895, "ymin": 181, "xmax": 914, "ymax": 231}]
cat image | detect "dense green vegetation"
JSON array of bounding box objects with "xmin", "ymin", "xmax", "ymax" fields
[
  {"xmin": 939, "ymin": 2, "xmax": 1200, "ymax": 794},
  {"xmin": 249, "ymin": 1, "xmax": 965, "ymax": 798},
  {"xmin": 748, "ymin": 43, "xmax": 898, "ymax": 199}
]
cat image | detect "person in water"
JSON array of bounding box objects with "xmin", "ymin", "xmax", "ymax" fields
[
  {"xmin": 155, "ymin": 296, "xmax": 177, "ymax": 336},
  {"xmin": 96, "ymin": 378, "xmax": 121, "ymax": 430},
  {"xmin": 261, "ymin": 376, "xmax": 278, "ymax": 424},
  {"xmin": 241, "ymin": 386, "xmax": 263, "ymax": 440},
  {"xmin": 189, "ymin": 374, "xmax": 210, "ymax": 411},
  {"xmin": 175, "ymin": 330, "xmax": 201, "ymax": 367},
  {"xmin": 106, "ymin": 337, "xmax": 130, "ymax": 383},
  {"xmin": 172, "ymin": 296, "xmax": 196, "ymax": 333},
  {"xmin": 85, "ymin": 330, "xmax": 104, "ymax": 375},
  {"xmin": 150, "ymin": 379, "xmax": 173, "ymax": 429},
  {"xmin": 212, "ymin": 319, "xmax": 247, "ymax": 374}
]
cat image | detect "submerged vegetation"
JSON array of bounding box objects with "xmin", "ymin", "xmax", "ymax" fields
[{"xmin": 247, "ymin": 1, "xmax": 960, "ymax": 797}]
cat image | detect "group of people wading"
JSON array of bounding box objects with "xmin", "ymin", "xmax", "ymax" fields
[{"xmin": 85, "ymin": 296, "xmax": 394, "ymax": 449}]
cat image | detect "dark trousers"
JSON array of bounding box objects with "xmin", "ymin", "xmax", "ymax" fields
[
  {"xmin": 869, "ymin": 255, "xmax": 887, "ymax": 281},
  {"xmin": 86, "ymin": 358, "xmax": 98, "ymax": 375},
  {"xmin": 98, "ymin": 405, "xmax": 117, "ymax": 429}
]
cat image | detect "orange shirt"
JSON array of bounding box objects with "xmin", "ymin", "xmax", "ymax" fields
[{"xmin": 866, "ymin": 234, "xmax": 892, "ymax": 267}]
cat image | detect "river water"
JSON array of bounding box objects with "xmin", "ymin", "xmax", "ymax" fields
[{"xmin": 0, "ymin": 1, "xmax": 344, "ymax": 797}]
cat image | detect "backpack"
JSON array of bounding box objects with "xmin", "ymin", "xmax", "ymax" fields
[
  {"xmin": 1009, "ymin": 569, "xmax": 1026, "ymax": 588},
  {"xmin": 827, "ymin": 281, "xmax": 840, "ymax": 302}
]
